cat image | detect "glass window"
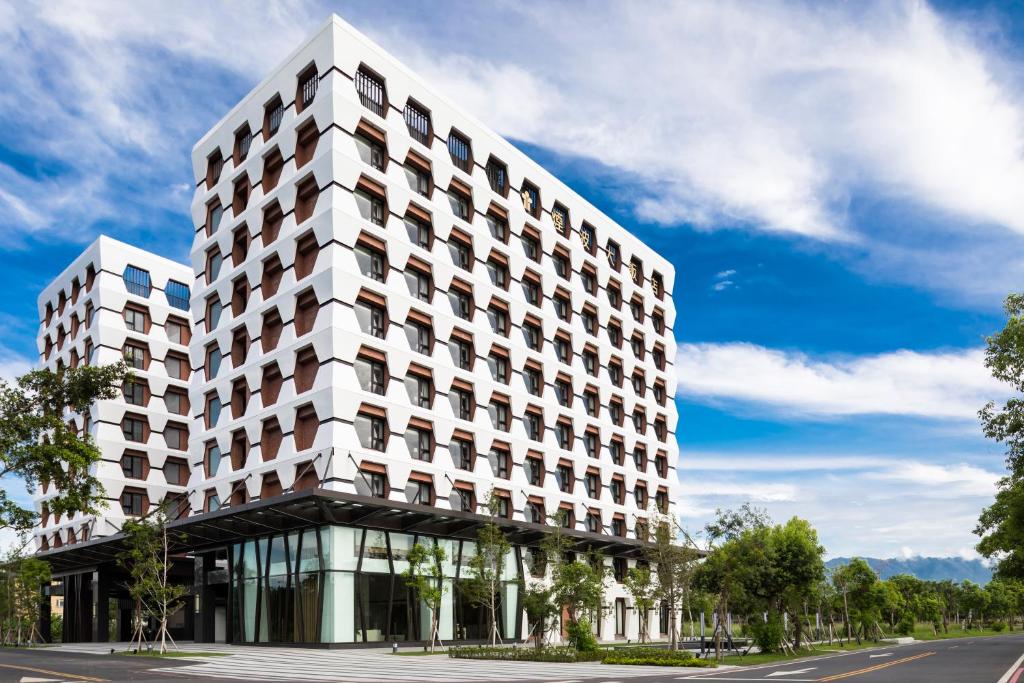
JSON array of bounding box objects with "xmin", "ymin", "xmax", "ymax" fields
[
  {"xmin": 123, "ymin": 266, "xmax": 152, "ymax": 297},
  {"xmin": 123, "ymin": 380, "xmax": 145, "ymax": 406},
  {"xmin": 355, "ymin": 245, "xmax": 387, "ymax": 282},
  {"xmin": 165, "ymin": 280, "xmax": 190, "ymax": 311},
  {"xmin": 124, "ymin": 307, "xmax": 146, "ymax": 332}
]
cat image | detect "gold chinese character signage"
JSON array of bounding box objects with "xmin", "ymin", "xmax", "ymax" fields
[
  {"xmin": 580, "ymin": 228, "xmax": 590, "ymax": 249},
  {"xmin": 629, "ymin": 261, "xmax": 639, "ymax": 283},
  {"xmin": 552, "ymin": 210, "xmax": 564, "ymax": 233},
  {"xmin": 520, "ymin": 188, "xmax": 533, "ymax": 213},
  {"xmin": 651, "ymin": 277, "xmax": 660, "ymax": 296}
]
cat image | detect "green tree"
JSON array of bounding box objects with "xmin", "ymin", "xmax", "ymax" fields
[
  {"xmin": 959, "ymin": 580, "xmax": 989, "ymax": 629},
  {"xmin": 623, "ymin": 565, "xmax": 658, "ymax": 643},
  {"xmin": 642, "ymin": 513, "xmax": 700, "ymax": 650},
  {"xmin": 462, "ymin": 493, "xmax": 511, "ymax": 646},
  {"xmin": 831, "ymin": 559, "xmax": 883, "ymax": 643},
  {"xmin": 768, "ymin": 517, "xmax": 826, "ymax": 649},
  {"xmin": 551, "ymin": 556, "xmax": 606, "ymax": 651},
  {"xmin": 402, "ymin": 542, "xmax": 447, "ymax": 651},
  {"xmin": 118, "ymin": 503, "xmax": 189, "ymax": 653},
  {"xmin": 0, "ymin": 540, "xmax": 50, "ymax": 645},
  {"xmin": 0, "ymin": 363, "xmax": 129, "ymax": 531},
  {"xmin": 520, "ymin": 582, "xmax": 558, "ymax": 649}
]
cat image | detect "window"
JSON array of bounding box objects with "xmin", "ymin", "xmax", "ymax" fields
[
  {"xmin": 556, "ymin": 463, "xmax": 574, "ymax": 493},
  {"xmin": 653, "ymin": 344, "xmax": 666, "ymax": 371},
  {"xmin": 615, "ymin": 598, "xmax": 626, "ymax": 636},
  {"xmin": 121, "ymin": 452, "xmax": 145, "ymax": 479},
  {"xmin": 366, "ymin": 471, "xmax": 387, "ymax": 498},
  {"xmin": 122, "ymin": 380, "xmax": 146, "ymax": 406},
  {"xmin": 525, "ymin": 457, "xmax": 544, "ymax": 486},
  {"xmin": 552, "ymin": 204, "xmax": 570, "ymax": 236},
  {"xmin": 407, "ymin": 215, "xmax": 432, "ymax": 249},
  {"xmin": 607, "ymin": 240, "xmax": 621, "ymax": 269},
  {"xmin": 205, "ymin": 296, "xmax": 222, "ymax": 332},
  {"xmin": 631, "ymin": 334, "xmax": 646, "ymax": 360},
  {"xmin": 164, "ymin": 458, "xmax": 188, "ymax": 486},
  {"xmin": 450, "ymin": 287, "xmax": 473, "ymax": 321},
  {"xmin": 629, "ymin": 257, "xmax": 644, "ymax": 285},
  {"xmin": 404, "ymin": 100, "xmax": 431, "ymax": 145},
  {"xmin": 553, "ymin": 251, "xmax": 570, "ymax": 280},
  {"xmin": 558, "ymin": 506, "xmax": 575, "ymax": 529},
  {"xmin": 165, "ymin": 353, "xmax": 189, "ymax": 381},
  {"xmin": 608, "ymin": 281, "xmax": 622, "ymax": 309},
  {"xmin": 490, "ymin": 351, "xmax": 510, "ymax": 384},
  {"xmin": 520, "ymin": 182, "xmax": 540, "ymax": 218},
  {"xmin": 355, "ymin": 187, "xmax": 386, "ymax": 226},
  {"xmin": 407, "ymin": 266, "xmax": 432, "ymax": 302},
  {"xmin": 164, "ymin": 423, "xmax": 187, "ymax": 450},
  {"xmin": 409, "ymin": 319, "xmax": 432, "ymax": 355},
  {"xmin": 586, "ymin": 511, "xmax": 601, "ymax": 533},
  {"xmin": 609, "ymin": 359, "xmax": 623, "ymax": 386},
  {"xmin": 524, "ymin": 320, "xmax": 542, "ymax": 351},
  {"xmin": 295, "ymin": 176, "xmax": 319, "ymax": 223},
  {"xmin": 584, "ymin": 388, "xmax": 599, "ymax": 416},
  {"xmin": 491, "ymin": 398, "xmax": 510, "ymax": 431},
  {"xmin": 489, "ymin": 304, "xmax": 509, "ymax": 336},
  {"xmin": 630, "ymin": 295, "xmax": 644, "ymax": 323},
  {"xmin": 580, "ymin": 223, "xmax": 597, "ymax": 254},
  {"xmin": 406, "ymin": 370, "xmax": 433, "ymax": 408},
  {"xmin": 487, "ymin": 258, "xmax": 509, "ymax": 289},
  {"xmin": 656, "ymin": 453, "xmax": 668, "ymax": 478},
  {"xmin": 355, "ymin": 243, "xmax": 387, "ymax": 282},
  {"xmin": 450, "ymin": 236, "xmax": 473, "ymax": 270},
  {"xmin": 585, "ymin": 471, "xmax": 600, "ymax": 498},
  {"xmin": 652, "ymin": 309, "xmax": 666, "ymax": 335},
  {"xmin": 524, "ymin": 366, "xmax": 543, "ymax": 396},
  {"xmin": 448, "ymin": 187, "xmax": 471, "ymax": 222},
  {"xmin": 633, "ymin": 447, "xmax": 648, "ymax": 471},
  {"xmin": 356, "ymin": 298, "xmax": 388, "ymax": 339},
  {"xmin": 295, "ymin": 119, "xmax": 320, "ymax": 168},
  {"xmin": 120, "ymin": 490, "xmax": 145, "ymax": 516},
  {"xmin": 407, "ymin": 163, "xmax": 431, "ymax": 197},
  {"xmin": 525, "ymin": 410, "xmax": 543, "ymax": 441},
  {"xmin": 206, "ymin": 201, "xmax": 224, "ymax": 236},
  {"xmin": 233, "ymin": 124, "xmax": 253, "ymax": 165},
  {"xmin": 124, "ymin": 306, "xmax": 147, "ymax": 333},
  {"xmin": 487, "ymin": 212, "xmax": 509, "ymax": 243},
  {"xmin": 205, "ymin": 393, "xmax": 222, "ymax": 428},
  {"xmin": 527, "ymin": 501, "xmax": 544, "ymax": 524},
  {"xmin": 123, "ymin": 266, "xmax": 151, "ymax": 297},
  {"xmin": 263, "ymin": 148, "xmax": 284, "ymax": 191},
  {"xmin": 610, "ymin": 439, "xmax": 624, "ymax": 465},
  {"xmin": 123, "ymin": 343, "xmax": 146, "ymax": 370},
  {"xmin": 413, "ymin": 479, "xmax": 433, "ymax": 505},
  {"xmin": 355, "ymin": 355, "xmax": 387, "ymax": 395},
  {"xmin": 582, "ymin": 307, "xmax": 597, "ymax": 336},
  {"xmin": 164, "ymin": 389, "xmax": 188, "ymax": 416},
  {"xmin": 582, "ymin": 348, "xmax": 597, "ymax": 376},
  {"xmin": 206, "ymin": 149, "xmax": 224, "ymax": 189},
  {"xmin": 447, "ymin": 131, "xmax": 472, "ymax": 173},
  {"xmin": 656, "ymin": 489, "xmax": 669, "ymax": 514},
  {"xmin": 491, "ymin": 448, "xmax": 511, "ymax": 479},
  {"xmin": 610, "ymin": 478, "xmax": 625, "ymax": 505},
  {"xmin": 407, "ymin": 426, "xmax": 433, "ymax": 461},
  {"xmin": 555, "ymin": 377, "xmax": 572, "ymax": 406},
  {"xmin": 457, "ymin": 487, "xmax": 475, "ymax": 513},
  {"xmin": 610, "ymin": 399, "xmax": 624, "ymax": 426},
  {"xmin": 453, "ymin": 337, "xmax": 473, "ymax": 370},
  {"xmin": 165, "ymin": 281, "xmax": 190, "ymax": 311},
  {"xmin": 522, "ymin": 231, "xmax": 540, "ymax": 262},
  {"xmin": 356, "ymin": 411, "xmax": 387, "ymax": 451},
  {"xmin": 294, "ymin": 289, "xmax": 319, "ymax": 336},
  {"xmin": 553, "ymin": 292, "xmax": 571, "ymax": 321},
  {"xmin": 632, "ymin": 370, "xmax": 647, "ymax": 397},
  {"xmin": 122, "ymin": 416, "xmax": 146, "ymax": 443},
  {"xmin": 652, "ymin": 272, "xmax": 665, "ymax": 299},
  {"xmin": 523, "ymin": 273, "xmax": 541, "ymax": 306},
  {"xmin": 486, "ymin": 158, "xmax": 508, "ymax": 195},
  {"xmin": 206, "ymin": 491, "xmax": 221, "ymax": 513},
  {"xmin": 584, "ymin": 430, "xmax": 599, "ymax": 458},
  {"xmin": 232, "ymin": 174, "xmax": 251, "ymax": 215},
  {"xmin": 354, "ymin": 132, "xmax": 386, "ymax": 171},
  {"xmin": 453, "ymin": 386, "xmax": 474, "ymax": 420},
  {"xmin": 581, "ymin": 266, "xmax": 597, "ymax": 296},
  {"xmin": 355, "ymin": 66, "xmax": 386, "ymax": 116},
  {"xmin": 635, "ymin": 484, "xmax": 648, "ymax": 508},
  {"xmin": 556, "ymin": 421, "xmax": 573, "ymax": 450},
  {"xmin": 263, "ymin": 95, "xmax": 284, "ymax": 139},
  {"xmin": 453, "ymin": 438, "xmax": 474, "ymax": 470},
  {"xmin": 608, "ymin": 321, "xmax": 622, "ymax": 348}
]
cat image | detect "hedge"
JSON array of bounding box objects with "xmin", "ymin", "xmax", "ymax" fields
[
  {"xmin": 448, "ymin": 646, "xmax": 604, "ymax": 662},
  {"xmin": 601, "ymin": 649, "xmax": 717, "ymax": 667}
]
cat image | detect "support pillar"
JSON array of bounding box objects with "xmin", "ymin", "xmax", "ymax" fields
[
  {"xmin": 37, "ymin": 581, "xmax": 52, "ymax": 643},
  {"xmin": 193, "ymin": 552, "xmax": 215, "ymax": 642},
  {"xmin": 92, "ymin": 568, "xmax": 110, "ymax": 643}
]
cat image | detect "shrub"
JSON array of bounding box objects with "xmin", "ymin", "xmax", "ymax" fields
[
  {"xmin": 448, "ymin": 646, "xmax": 604, "ymax": 663},
  {"xmin": 992, "ymin": 621, "xmax": 1007, "ymax": 632},
  {"xmin": 566, "ymin": 619, "xmax": 599, "ymax": 652},
  {"xmin": 601, "ymin": 649, "xmax": 716, "ymax": 668},
  {"xmin": 896, "ymin": 617, "xmax": 915, "ymax": 636},
  {"xmin": 750, "ymin": 615, "xmax": 785, "ymax": 653}
]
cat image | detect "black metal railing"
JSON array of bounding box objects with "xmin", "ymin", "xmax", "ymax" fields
[
  {"xmin": 267, "ymin": 103, "xmax": 284, "ymax": 136},
  {"xmin": 301, "ymin": 72, "xmax": 318, "ymax": 109},
  {"xmin": 404, "ymin": 103, "xmax": 430, "ymax": 145},
  {"xmin": 355, "ymin": 70, "xmax": 384, "ymax": 116},
  {"xmin": 486, "ymin": 161, "xmax": 506, "ymax": 194},
  {"xmin": 448, "ymin": 133, "xmax": 471, "ymax": 172}
]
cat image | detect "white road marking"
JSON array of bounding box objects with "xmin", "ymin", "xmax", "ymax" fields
[
  {"xmin": 766, "ymin": 669, "xmax": 816, "ymax": 678},
  {"xmin": 996, "ymin": 648, "xmax": 1024, "ymax": 683},
  {"xmin": 868, "ymin": 653, "xmax": 893, "ymax": 658}
]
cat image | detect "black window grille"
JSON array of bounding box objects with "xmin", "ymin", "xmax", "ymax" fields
[
  {"xmin": 301, "ymin": 71, "xmax": 318, "ymax": 109},
  {"xmin": 267, "ymin": 101, "xmax": 284, "ymax": 136},
  {"xmin": 404, "ymin": 102, "xmax": 430, "ymax": 145},
  {"xmin": 165, "ymin": 280, "xmax": 190, "ymax": 311},
  {"xmin": 237, "ymin": 129, "xmax": 253, "ymax": 161},
  {"xmin": 123, "ymin": 266, "xmax": 152, "ymax": 297},
  {"xmin": 355, "ymin": 69, "xmax": 385, "ymax": 116},
  {"xmin": 447, "ymin": 132, "xmax": 471, "ymax": 172},
  {"xmin": 486, "ymin": 159, "xmax": 507, "ymax": 194}
]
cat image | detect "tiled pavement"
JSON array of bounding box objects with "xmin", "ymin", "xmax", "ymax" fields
[{"xmin": 51, "ymin": 642, "xmax": 713, "ymax": 681}]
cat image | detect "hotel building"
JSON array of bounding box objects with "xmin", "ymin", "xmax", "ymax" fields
[{"xmin": 36, "ymin": 15, "xmax": 678, "ymax": 647}]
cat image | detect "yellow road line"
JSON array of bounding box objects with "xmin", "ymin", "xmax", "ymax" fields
[
  {"xmin": 0, "ymin": 662, "xmax": 108, "ymax": 682},
  {"xmin": 817, "ymin": 651, "xmax": 936, "ymax": 681}
]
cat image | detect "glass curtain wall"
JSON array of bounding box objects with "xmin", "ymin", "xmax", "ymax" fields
[{"xmin": 229, "ymin": 525, "xmax": 524, "ymax": 644}]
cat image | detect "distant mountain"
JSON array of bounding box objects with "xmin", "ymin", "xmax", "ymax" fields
[{"xmin": 825, "ymin": 556, "xmax": 992, "ymax": 584}]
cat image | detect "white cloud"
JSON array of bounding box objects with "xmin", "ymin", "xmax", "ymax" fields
[
  {"xmin": 679, "ymin": 455, "xmax": 1001, "ymax": 558},
  {"xmin": 389, "ymin": 1, "xmax": 1024, "ymax": 243},
  {"xmin": 676, "ymin": 342, "xmax": 1003, "ymax": 420},
  {"xmin": 716, "ymin": 270, "xmax": 737, "ymax": 279}
]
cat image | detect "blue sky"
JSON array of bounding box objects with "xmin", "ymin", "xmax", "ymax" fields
[{"xmin": 1, "ymin": 0, "xmax": 1022, "ymax": 559}]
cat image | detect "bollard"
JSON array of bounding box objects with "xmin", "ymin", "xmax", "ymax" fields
[{"xmin": 392, "ymin": 642, "xmax": 398, "ymax": 654}]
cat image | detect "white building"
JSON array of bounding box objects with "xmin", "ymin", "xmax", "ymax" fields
[
  {"xmin": 37, "ymin": 14, "xmax": 678, "ymax": 648},
  {"xmin": 33, "ymin": 236, "xmax": 193, "ymax": 550}
]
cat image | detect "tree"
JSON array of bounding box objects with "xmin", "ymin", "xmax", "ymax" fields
[
  {"xmin": 462, "ymin": 493, "xmax": 511, "ymax": 646},
  {"xmin": 623, "ymin": 565, "xmax": 657, "ymax": 643},
  {"xmin": 520, "ymin": 582, "xmax": 559, "ymax": 649},
  {"xmin": 118, "ymin": 503, "xmax": 188, "ymax": 653},
  {"xmin": 976, "ymin": 295, "xmax": 1024, "ymax": 577},
  {"xmin": 0, "ymin": 363, "xmax": 129, "ymax": 531},
  {"xmin": 551, "ymin": 554, "xmax": 606, "ymax": 651},
  {"xmin": 959, "ymin": 580, "xmax": 989, "ymax": 629},
  {"xmin": 832, "ymin": 559, "xmax": 884, "ymax": 642},
  {"xmin": 0, "ymin": 539, "xmax": 50, "ymax": 645},
  {"xmin": 642, "ymin": 513, "xmax": 700, "ymax": 650},
  {"xmin": 402, "ymin": 542, "xmax": 447, "ymax": 652},
  {"xmin": 767, "ymin": 517, "xmax": 826, "ymax": 649}
]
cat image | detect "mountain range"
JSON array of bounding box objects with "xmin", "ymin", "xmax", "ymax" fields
[{"xmin": 825, "ymin": 556, "xmax": 992, "ymax": 584}]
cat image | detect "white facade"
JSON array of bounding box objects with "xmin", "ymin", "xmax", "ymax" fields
[
  {"xmin": 186, "ymin": 16, "xmax": 678, "ymax": 642},
  {"xmin": 33, "ymin": 236, "xmax": 194, "ymax": 550}
]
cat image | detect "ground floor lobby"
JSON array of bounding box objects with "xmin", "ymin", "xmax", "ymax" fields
[{"xmin": 39, "ymin": 489, "xmax": 653, "ymax": 647}]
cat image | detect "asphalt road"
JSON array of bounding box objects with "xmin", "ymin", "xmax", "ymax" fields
[
  {"xmin": 0, "ymin": 648, "xmax": 228, "ymax": 683},
  {"xmin": 676, "ymin": 633, "xmax": 1024, "ymax": 683},
  {"xmin": 0, "ymin": 635, "xmax": 1023, "ymax": 682}
]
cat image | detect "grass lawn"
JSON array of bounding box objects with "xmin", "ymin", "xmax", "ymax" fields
[
  {"xmin": 113, "ymin": 650, "xmax": 228, "ymax": 658},
  {"xmin": 719, "ymin": 640, "xmax": 883, "ymax": 667},
  {"xmin": 393, "ymin": 650, "xmax": 449, "ymax": 656},
  {"xmin": 911, "ymin": 625, "xmax": 1011, "ymax": 641}
]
